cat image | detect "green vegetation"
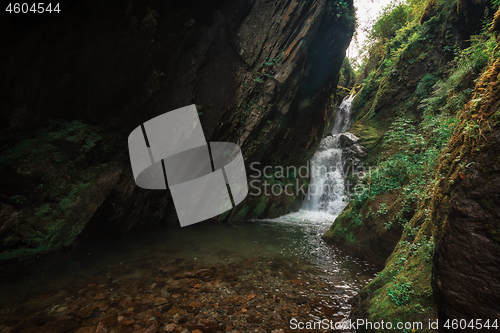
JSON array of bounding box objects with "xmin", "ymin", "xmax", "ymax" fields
[
  {"xmin": 254, "ymin": 49, "xmax": 284, "ymax": 83},
  {"xmin": 334, "ymin": 0, "xmax": 350, "ymax": 17},
  {"xmin": 326, "ymin": 0, "xmax": 500, "ymax": 330},
  {"xmin": 338, "ymin": 57, "xmax": 356, "ymax": 89},
  {"xmin": 350, "ymin": 1, "xmax": 499, "ymax": 227}
]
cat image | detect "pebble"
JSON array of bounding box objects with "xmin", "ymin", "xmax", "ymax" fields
[
  {"xmin": 75, "ymin": 328, "xmax": 94, "ymax": 333},
  {"xmin": 100, "ymin": 315, "xmax": 117, "ymax": 326},
  {"xmin": 94, "ymin": 322, "xmax": 108, "ymax": 333},
  {"xmin": 163, "ymin": 323, "xmax": 177, "ymax": 332}
]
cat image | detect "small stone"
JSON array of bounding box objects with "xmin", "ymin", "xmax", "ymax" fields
[
  {"xmin": 94, "ymin": 293, "xmax": 106, "ymax": 300},
  {"xmin": 246, "ymin": 315, "xmax": 262, "ymax": 324},
  {"xmin": 42, "ymin": 319, "xmax": 80, "ymax": 333},
  {"xmin": 95, "ymin": 322, "xmax": 108, "ymax": 333},
  {"xmin": 101, "ymin": 315, "xmax": 117, "ymax": 326},
  {"xmin": 142, "ymin": 325, "xmax": 157, "ymax": 333},
  {"xmin": 166, "ymin": 307, "xmax": 179, "ymax": 315},
  {"xmin": 189, "ymin": 301, "xmax": 203, "ymax": 308},
  {"xmin": 321, "ymin": 304, "xmax": 337, "ymax": 316},
  {"xmin": 187, "ymin": 321, "xmax": 221, "ymax": 333},
  {"xmin": 120, "ymin": 319, "xmax": 134, "ymax": 327},
  {"xmin": 69, "ymin": 304, "xmax": 80, "ymax": 312},
  {"xmin": 163, "ymin": 323, "xmax": 177, "ymax": 332},
  {"xmin": 56, "ymin": 305, "xmax": 68, "ymax": 313},
  {"xmin": 171, "ymin": 294, "xmax": 180, "ymax": 299},
  {"xmin": 75, "ymin": 328, "xmax": 94, "ymax": 333},
  {"xmin": 119, "ymin": 298, "xmax": 134, "ymax": 308},
  {"xmin": 154, "ymin": 297, "xmax": 168, "ymax": 306}
]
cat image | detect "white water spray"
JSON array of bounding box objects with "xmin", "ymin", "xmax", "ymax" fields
[
  {"xmin": 272, "ymin": 95, "xmax": 354, "ymax": 223},
  {"xmin": 332, "ymin": 95, "xmax": 354, "ymax": 135}
]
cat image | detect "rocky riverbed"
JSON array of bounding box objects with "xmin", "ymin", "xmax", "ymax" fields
[{"xmin": 0, "ymin": 220, "xmax": 377, "ymax": 333}]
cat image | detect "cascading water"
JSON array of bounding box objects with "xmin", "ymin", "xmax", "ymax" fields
[
  {"xmin": 302, "ymin": 95, "xmax": 354, "ymax": 214},
  {"xmin": 301, "ymin": 135, "xmax": 346, "ymax": 216},
  {"xmin": 332, "ymin": 95, "xmax": 355, "ymax": 135},
  {"xmin": 271, "ymin": 95, "xmax": 355, "ymax": 223}
]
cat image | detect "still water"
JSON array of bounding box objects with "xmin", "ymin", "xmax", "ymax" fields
[{"xmin": 0, "ymin": 218, "xmax": 377, "ymax": 332}]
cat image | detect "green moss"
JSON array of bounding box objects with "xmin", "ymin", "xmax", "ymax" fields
[
  {"xmin": 237, "ymin": 206, "xmax": 249, "ymax": 218},
  {"xmin": 218, "ymin": 210, "xmax": 231, "ymax": 221},
  {"xmin": 253, "ymin": 196, "xmax": 268, "ymax": 216},
  {"xmin": 268, "ymin": 203, "xmax": 280, "ymax": 217},
  {"xmin": 487, "ymin": 226, "xmax": 500, "ymax": 243},
  {"xmin": 0, "ymin": 120, "xmax": 102, "ymax": 171},
  {"xmin": 59, "ymin": 182, "xmax": 93, "ymax": 217},
  {"xmin": 345, "ymin": 231, "xmax": 356, "ymax": 244},
  {"xmin": 349, "ymin": 120, "xmax": 383, "ymax": 154},
  {"xmin": 34, "ymin": 203, "xmax": 52, "ymax": 217},
  {"xmin": 0, "ymin": 119, "xmax": 123, "ymax": 262},
  {"xmin": 353, "ymin": 214, "xmax": 437, "ymax": 332}
]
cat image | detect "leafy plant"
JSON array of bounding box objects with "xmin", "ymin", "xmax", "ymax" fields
[
  {"xmin": 388, "ymin": 280, "xmax": 414, "ymax": 306},
  {"xmin": 334, "ymin": 0, "xmax": 350, "ymax": 17},
  {"xmin": 377, "ymin": 202, "xmax": 388, "ymax": 215},
  {"xmin": 253, "ymin": 76, "xmax": 265, "ymax": 83}
]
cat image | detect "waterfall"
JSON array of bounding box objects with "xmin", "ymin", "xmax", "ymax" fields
[
  {"xmin": 301, "ymin": 95, "xmax": 353, "ymax": 215},
  {"xmin": 332, "ymin": 95, "xmax": 354, "ymax": 134},
  {"xmin": 301, "ymin": 135, "xmax": 345, "ymax": 215},
  {"xmin": 271, "ymin": 95, "xmax": 354, "ymax": 223}
]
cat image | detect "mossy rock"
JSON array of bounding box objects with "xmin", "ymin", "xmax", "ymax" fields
[
  {"xmin": 351, "ymin": 205, "xmax": 437, "ymax": 332},
  {"xmin": 348, "ymin": 120, "xmax": 384, "ymax": 165},
  {"xmin": 0, "ymin": 120, "xmax": 124, "ymax": 262},
  {"xmin": 323, "ymin": 190, "xmax": 406, "ymax": 269}
]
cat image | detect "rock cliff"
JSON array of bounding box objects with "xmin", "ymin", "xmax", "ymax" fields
[
  {"xmin": 431, "ymin": 54, "xmax": 500, "ymax": 327},
  {"xmin": 0, "ymin": 0, "xmax": 355, "ymax": 261}
]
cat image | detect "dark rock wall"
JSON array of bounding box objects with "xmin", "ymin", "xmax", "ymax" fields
[
  {"xmin": 432, "ymin": 56, "xmax": 500, "ymax": 329},
  {"xmin": 0, "ymin": 0, "xmax": 354, "ymax": 261}
]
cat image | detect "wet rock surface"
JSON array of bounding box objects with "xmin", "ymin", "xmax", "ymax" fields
[
  {"xmin": 338, "ymin": 133, "xmax": 367, "ymax": 190},
  {"xmin": 0, "ymin": 0, "xmax": 355, "ymax": 261},
  {"xmin": 320, "ymin": 132, "xmax": 366, "ymax": 191}
]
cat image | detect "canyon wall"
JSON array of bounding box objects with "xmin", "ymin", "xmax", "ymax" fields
[
  {"xmin": 323, "ymin": 0, "xmax": 499, "ymax": 330},
  {"xmin": 0, "ymin": 0, "xmax": 354, "ymax": 261}
]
